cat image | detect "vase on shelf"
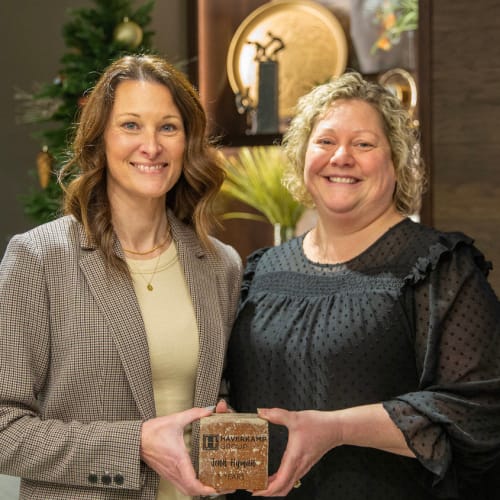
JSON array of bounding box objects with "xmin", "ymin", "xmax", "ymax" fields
[{"xmin": 273, "ymin": 223, "xmax": 294, "ymax": 246}]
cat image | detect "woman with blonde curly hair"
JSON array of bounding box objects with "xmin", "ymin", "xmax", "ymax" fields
[
  {"xmin": 282, "ymin": 71, "xmax": 425, "ymax": 216},
  {"xmin": 226, "ymin": 71, "xmax": 500, "ymax": 499},
  {"xmin": 0, "ymin": 54, "xmax": 242, "ymax": 499}
]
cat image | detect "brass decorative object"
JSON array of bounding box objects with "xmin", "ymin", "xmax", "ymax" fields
[
  {"xmin": 236, "ymin": 31, "xmax": 285, "ymax": 134},
  {"xmin": 36, "ymin": 146, "xmax": 53, "ymax": 189},
  {"xmin": 227, "ymin": 0, "xmax": 348, "ymax": 128},
  {"xmin": 378, "ymin": 68, "xmax": 418, "ymax": 121},
  {"xmin": 113, "ymin": 17, "xmax": 143, "ymax": 49}
]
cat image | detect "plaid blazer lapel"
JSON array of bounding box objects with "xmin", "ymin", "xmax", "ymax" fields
[{"xmin": 79, "ymin": 230, "xmax": 156, "ymax": 420}]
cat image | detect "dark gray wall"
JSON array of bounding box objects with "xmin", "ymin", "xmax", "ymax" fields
[{"xmin": 0, "ymin": 0, "xmax": 188, "ymax": 258}]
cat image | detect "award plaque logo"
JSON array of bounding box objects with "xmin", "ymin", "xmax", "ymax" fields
[{"xmin": 203, "ymin": 434, "xmax": 220, "ymax": 451}]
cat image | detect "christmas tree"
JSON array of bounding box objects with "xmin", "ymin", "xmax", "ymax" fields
[{"xmin": 16, "ymin": 0, "xmax": 155, "ymax": 224}]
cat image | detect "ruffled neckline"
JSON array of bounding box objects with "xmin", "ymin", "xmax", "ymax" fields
[{"xmin": 240, "ymin": 219, "xmax": 492, "ymax": 303}]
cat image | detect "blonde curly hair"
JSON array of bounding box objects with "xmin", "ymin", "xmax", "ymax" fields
[{"xmin": 282, "ymin": 71, "xmax": 426, "ymax": 216}]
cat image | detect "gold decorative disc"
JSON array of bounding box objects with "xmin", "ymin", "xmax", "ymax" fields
[{"xmin": 227, "ymin": 0, "xmax": 348, "ymax": 121}]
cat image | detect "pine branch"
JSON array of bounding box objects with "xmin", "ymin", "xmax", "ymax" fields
[{"xmin": 17, "ymin": 0, "xmax": 156, "ymax": 224}]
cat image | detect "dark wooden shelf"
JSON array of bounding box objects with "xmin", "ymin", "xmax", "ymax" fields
[{"xmin": 215, "ymin": 133, "xmax": 282, "ymax": 148}]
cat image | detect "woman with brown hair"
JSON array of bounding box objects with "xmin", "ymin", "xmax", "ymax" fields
[{"xmin": 0, "ymin": 54, "xmax": 242, "ymax": 499}]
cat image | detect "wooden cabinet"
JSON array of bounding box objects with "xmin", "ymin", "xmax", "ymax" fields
[{"xmin": 187, "ymin": 0, "xmax": 275, "ymax": 144}]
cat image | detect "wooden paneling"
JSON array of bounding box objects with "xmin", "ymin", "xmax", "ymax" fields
[
  {"xmin": 423, "ymin": 0, "xmax": 500, "ymax": 294},
  {"xmin": 187, "ymin": 0, "xmax": 270, "ymax": 141},
  {"xmin": 213, "ymin": 203, "xmax": 274, "ymax": 264},
  {"xmin": 416, "ymin": 0, "xmax": 432, "ymax": 225}
]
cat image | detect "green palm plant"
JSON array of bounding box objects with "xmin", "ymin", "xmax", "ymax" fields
[{"xmin": 220, "ymin": 146, "xmax": 305, "ymax": 245}]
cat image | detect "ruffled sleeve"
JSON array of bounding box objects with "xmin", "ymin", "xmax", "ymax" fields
[
  {"xmin": 383, "ymin": 232, "xmax": 500, "ymax": 496},
  {"xmin": 403, "ymin": 231, "xmax": 492, "ymax": 286},
  {"xmin": 238, "ymin": 247, "xmax": 271, "ymax": 309}
]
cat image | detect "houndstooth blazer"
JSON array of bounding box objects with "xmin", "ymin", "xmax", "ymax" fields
[{"xmin": 0, "ymin": 212, "xmax": 242, "ymax": 499}]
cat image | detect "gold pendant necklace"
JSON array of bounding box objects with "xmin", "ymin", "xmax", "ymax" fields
[
  {"xmin": 123, "ymin": 227, "xmax": 171, "ymax": 291},
  {"xmin": 134, "ymin": 251, "xmax": 162, "ymax": 291}
]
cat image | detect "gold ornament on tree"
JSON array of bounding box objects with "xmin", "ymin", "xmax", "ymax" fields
[
  {"xmin": 78, "ymin": 95, "xmax": 89, "ymax": 108},
  {"xmin": 36, "ymin": 146, "xmax": 53, "ymax": 189},
  {"xmin": 113, "ymin": 17, "xmax": 143, "ymax": 49}
]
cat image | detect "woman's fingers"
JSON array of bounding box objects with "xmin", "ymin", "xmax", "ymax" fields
[{"xmin": 140, "ymin": 407, "xmax": 218, "ymax": 496}]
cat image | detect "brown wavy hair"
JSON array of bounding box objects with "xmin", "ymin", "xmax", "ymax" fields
[
  {"xmin": 282, "ymin": 71, "xmax": 426, "ymax": 216},
  {"xmin": 59, "ymin": 54, "xmax": 224, "ymax": 271}
]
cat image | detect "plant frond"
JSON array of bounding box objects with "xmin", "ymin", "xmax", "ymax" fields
[{"xmin": 219, "ymin": 146, "xmax": 305, "ymax": 235}]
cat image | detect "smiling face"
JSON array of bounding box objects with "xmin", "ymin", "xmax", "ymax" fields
[
  {"xmin": 304, "ymin": 98, "xmax": 397, "ymax": 225},
  {"xmin": 103, "ymin": 79, "xmax": 185, "ymax": 209}
]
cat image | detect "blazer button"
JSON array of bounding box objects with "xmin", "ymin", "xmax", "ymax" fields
[
  {"xmin": 101, "ymin": 473, "xmax": 112, "ymax": 485},
  {"xmin": 87, "ymin": 473, "xmax": 98, "ymax": 484},
  {"xmin": 114, "ymin": 473, "xmax": 124, "ymax": 485}
]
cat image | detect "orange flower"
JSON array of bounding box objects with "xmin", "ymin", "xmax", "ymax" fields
[
  {"xmin": 371, "ymin": 0, "xmax": 418, "ymax": 54},
  {"xmin": 376, "ymin": 36, "xmax": 392, "ymax": 51},
  {"xmin": 383, "ymin": 12, "xmax": 396, "ymax": 30}
]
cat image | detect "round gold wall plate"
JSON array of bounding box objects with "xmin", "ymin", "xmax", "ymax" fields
[
  {"xmin": 227, "ymin": 0, "xmax": 348, "ymax": 120},
  {"xmin": 378, "ymin": 68, "xmax": 417, "ymax": 117}
]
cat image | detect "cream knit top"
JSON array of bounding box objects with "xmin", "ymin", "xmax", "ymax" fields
[{"xmin": 128, "ymin": 243, "xmax": 199, "ymax": 500}]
